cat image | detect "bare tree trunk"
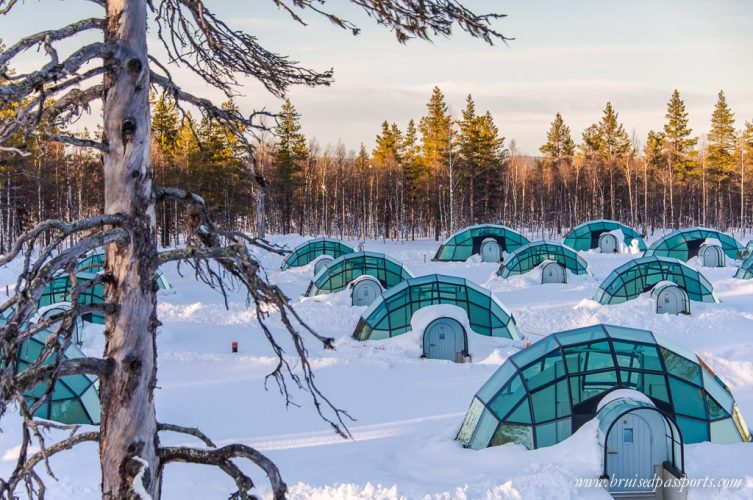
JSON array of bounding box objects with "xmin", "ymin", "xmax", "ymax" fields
[{"xmin": 100, "ymin": 0, "xmax": 159, "ymax": 497}]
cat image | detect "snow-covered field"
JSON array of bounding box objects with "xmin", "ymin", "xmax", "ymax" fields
[{"xmin": 1, "ymin": 233, "xmax": 753, "ymax": 499}]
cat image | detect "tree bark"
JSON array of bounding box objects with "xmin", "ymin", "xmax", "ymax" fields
[{"xmin": 100, "ymin": 0, "xmax": 160, "ymax": 497}]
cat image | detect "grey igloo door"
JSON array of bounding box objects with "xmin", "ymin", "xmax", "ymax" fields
[
  {"xmin": 480, "ymin": 238, "xmax": 501, "ymax": 263},
  {"xmin": 599, "ymin": 233, "xmax": 618, "ymax": 253},
  {"xmin": 541, "ymin": 262, "xmax": 566, "ymax": 284},
  {"xmin": 703, "ymin": 245, "xmax": 723, "ymax": 267},
  {"xmin": 423, "ymin": 317, "xmax": 466, "ymax": 362},
  {"xmin": 351, "ymin": 277, "xmax": 382, "ymax": 307},
  {"xmin": 606, "ymin": 414, "xmax": 653, "ymax": 492},
  {"xmin": 657, "ymin": 287, "xmax": 682, "ymax": 314},
  {"xmin": 313, "ymin": 256, "xmax": 334, "ymax": 275},
  {"xmin": 606, "ymin": 412, "xmax": 666, "ymax": 494}
]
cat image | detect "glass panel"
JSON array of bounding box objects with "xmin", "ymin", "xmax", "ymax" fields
[
  {"xmin": 556, "ymin": 326, "xmax": 606, "ymax": 345},
  {"xmin": 534, "ymin": 418, "xmax": 572, "ymax": 448},
  {"xmin": 504, "ymin": 399, "xmax": 532, "ymax": 424},
  {"xmin": 477, "ymin": 363, "xmax": 516, "ymax": 403},
  {"xmin": 676, "ymin": 416, "xmax": 709, "ymax": 443},
  {"xmin": 613, "ymin": 342, "xmax": 663, "ymax": 371},
  {"xmin": 491, "ymin": 422, "xmax": 533, "ymax": 449},
  {"xmin": 522, "ymin": 352, "xmax": 566, "ymax": 390},
  {"xmin": 469, "ymin": 408, "xmax": 498, "ymax": 449},
  {"xmin": 457, "ymin": 398, "xmax": 484, "ymax": 447},
  {"xmin": 669, "ymin": 376, "xmax": 707, "ymax": 419},
  {"xmin": 489, "ymin": 375, "xmax": 526, "ymax": 418},
  {"xmin": 604, "ymin": 325, "xmax": 654, "ymax": 343},
  {"xmin": 512, "ymin": 335, "xmax": 559, "ymax": 368},
  {"xmin": 531, "ymin": 379, "xmax": 570, "ymax": 423},
  {"xmin": 563, "ymin": 341, "xmax": 613, "ymax": 373},
  {"xmin": 661, "ymin": 347, "xmax": 702, "ymax": 385},
  {"xmin": 702, "ymin": 370, "xmax": 734, "ymax": 412},
  {"xmin": 705, "ymin": 395, "xmax": 729, "ymax": 421}
]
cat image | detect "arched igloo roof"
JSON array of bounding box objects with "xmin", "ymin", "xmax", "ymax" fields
[
  {"xmin": 39, "ymin": 271, "xmax": 105, "ymax": 324},
  {"xmin": 280, "ymin": 237, "xmax": 354, "ymax": 270},
  {"xmin": 18, "ymin": 332, "xmax": 100, "ymax": 425},
  {"xmin": 433, "ymin": 224, "xmax": 529, "ymax": 261},
  {"xmin": 497, "ymin": 241, "xmax": 589, "ymax": 278},
  {"xmin": 305, "ymin": 251, "xmax": 413, "ymax": 296},
  {"xmin": 594, "ymin": 256, "xmax": 717, "ymax": 305},
  {"xmin": 734, "ymin": 254, "xmax": 753, "ymax": 280},
  {"xmin": 76, "ymin": 250, "xmax": 171, "ymax": 289},
  {"xmin": 0, "ymin": 309, "xmax": 101, "ymax": 426},
  {"xmin": 563, "ymin": 219, "xmax": 647, "ymax": 251},
  {"xmin": 456, "ymin": 324, "xmax": 751, "ymax": 450},
  {"xmin": 644, "ymin": 227, "xmax": 743, "ymax": 261},
  {"xmin": 352, "ymin": 274, "xmax": 519, "ymax": 341}
]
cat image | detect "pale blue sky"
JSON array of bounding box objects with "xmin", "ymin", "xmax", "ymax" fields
[{"xmin": 2, "ymin": 0, "xmax": 752, "ymax": 154}]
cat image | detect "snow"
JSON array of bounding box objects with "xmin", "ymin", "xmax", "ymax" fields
[{"xmin": 1, "ymin": 233, "xmax": 753, "ymax": 499}]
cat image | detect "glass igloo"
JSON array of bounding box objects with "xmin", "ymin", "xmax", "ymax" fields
[
  {"xmin": 433, "ymin": 225, "xmax": 529, "ymax": 261},
  {"xmin": 280, "ymin": 237, "xmax": 354, "ymax": 270},
  {"xmin": 644, "ymin": 228, "xmax": 743, "ymax": 261},
  {"xmin": 352, "ymin": 274, "xmax": 519, "ymax": 341},
  {"xmin": 305, "ymin": 251, "xmax": 412, "ymax": 296},
  {"xmin": 457, "ymin": 324, "xmax": 750, "ymax": 450}
]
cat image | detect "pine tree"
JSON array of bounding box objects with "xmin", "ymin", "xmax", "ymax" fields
[
  {"xmin": 419, "ymin": 87, "xmax": 453, "ymax": 166},
  {"xmin": 419, "ymin": 87, "xmax": 453, "ymax": 235},
  {"xmin": 663, "ymin": 90, "xmax": 697, "ymax": 183},
  {"xmin": 272, "ymin": 98, "xmax": 308, "ymax": 233},
  {"xmin": 151, "ymin": 93, "xmax": 180, "ymax": 154},
  {"xmin": 540, "ymin": 112, "xmax": 575, "ymax": 166},
  {"xmin": 707, "ymin": 90, "xmax": 736, "ymax": 184},
  {"xmin": 372, "ymin": 121, "xmax": 402, "ymax": 166},
  {"xmin": 598, "ymin": 102, "xmax": 630, "ymax": 219},
  {"xmin": 457, "ymin": 95, "xmax": 481, "ymax": 221}
]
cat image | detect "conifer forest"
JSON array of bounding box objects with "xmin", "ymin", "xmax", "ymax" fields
[{"xmin": 2, "ymin": 74, "xmax": 752, "ymax": 248}]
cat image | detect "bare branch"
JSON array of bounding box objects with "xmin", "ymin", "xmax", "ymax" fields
[
  {"xmin": 0, "ymin": 42, "xmax": 110, "ymax": 103},
  {"xmin": 0, "ymin": 214, "xmax": 128, "ymax": 267},
  {"xmin": 15, "ymin": 357, "xmax": 113, "ymax": 392},
  {"xmin": 46, "ymin": 133, "xmax": 107, "ymax": 152},
  {"xmin": 154, "ymin": 0, "xmax": 333, "ymax": 97},
  {"xmin": 0, "ymin": 144, "xmax": 30, "ymax": 156},
  {"xmin": 274, "ymin": 0, "xmax": 512, "ymax": 45},
  {"xmin": 157, "ymin": 423, "xmax": 216, "ymax": 448},
  {"xmin": 159, "ymin": 443, "xmax": 286, "ymax": 500},
  {"xmin": 2, "ymin": 431, "xmax": 99, "ymax": 496},
  {"xmin": 0, "ymin": 18, "xmax": 105, "ymax": 69}
]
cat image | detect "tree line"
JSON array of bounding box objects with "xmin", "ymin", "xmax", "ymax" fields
[{"xmin": 1, "ymin": 86, "xmax": 752, "ymax": 250}]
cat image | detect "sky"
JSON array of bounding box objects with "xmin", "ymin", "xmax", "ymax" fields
[{"xmin": 1, "ymin": 0, "xmax": 752, "ymax": 155}]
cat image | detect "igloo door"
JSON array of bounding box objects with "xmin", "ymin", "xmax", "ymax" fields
[
  {"xmin": 598, "ymin": 233, "xmax": 618, "ymax": 253},
  {"xmin": 351, "ymin": 277, "xmax": 382, "ymax": 307},
  {"xmin": 480, "ymin": 238, "xmax": 501, "ymax": 263},
  {"xmin": 423, "ymin": 317, "xmax": 466, "ymax": 362}
]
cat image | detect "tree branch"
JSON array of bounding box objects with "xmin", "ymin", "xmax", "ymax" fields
[
  {"xmin": 157, "ymin": 423, "xmax": 216, "ymax": 448},
  {"xmin": 0, "ymin": 18, "xmax": 105, "ymax": 70},
  {"xmin": 154, "ymin": 0, "xmax": 333, "ymax": 98},
  {"xmin": 159, "ymin": 443, "xmax": 286, "ymax": 500}
]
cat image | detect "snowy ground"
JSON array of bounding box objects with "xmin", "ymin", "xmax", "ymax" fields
[{"xmin": 1, "ymin": 233, "xmax": 753, "ymax": 499}]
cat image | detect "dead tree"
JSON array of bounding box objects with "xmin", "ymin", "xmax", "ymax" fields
[{"xmin": 0, "ymin": 1, "xmax": 510, "ymax": 498}]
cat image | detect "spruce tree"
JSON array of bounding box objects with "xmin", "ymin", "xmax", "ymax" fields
[
  {"xmin": 272, "ymin": 98, "xmax": 308, "ymax": 233},
  {"xmin": 418, "ymin": 87, "xmax": 454, "ymax": 234},
  {"xmin": 597, "ymin": 102, "xmax": 630, "ymax": 219},
  {"xmin": 663, "ymin": 90, "xmax": 697, "ymax": 182},
  {"xmin": 419, "ymin": 86, "xmax": 453, "ymax": 165},
  {"xmin": 540, "ymin": 112, "xmax": 575, "ymax": 166},
  {"xmin": 707, "ymin": 90, "xmax": 736, "ymax": 184},
  {"xmin": 151, "ymin": 94, "xmax": 180, "ymax": 154}
]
